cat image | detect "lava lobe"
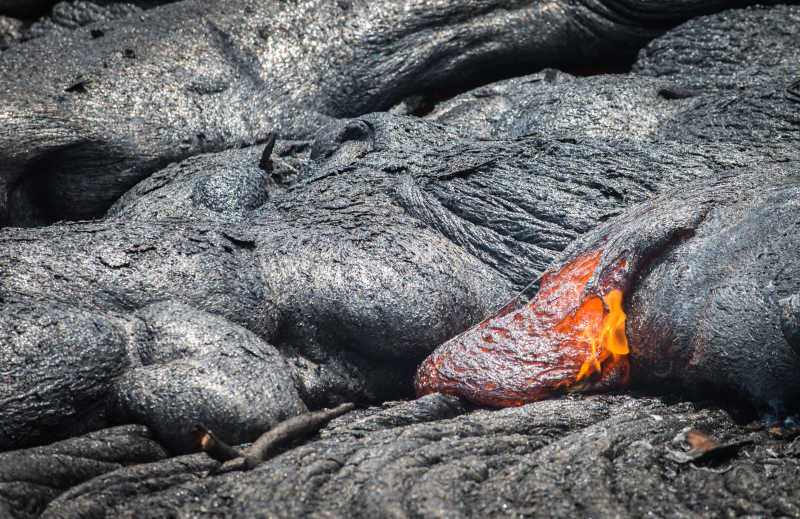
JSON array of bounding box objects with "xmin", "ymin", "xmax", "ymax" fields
[
  {"xmin": 415, "ymin": 248, "xmax": 632, "ymax": 407},
  {"xmin": 416, "ymin": 171, "xmax": 800, "ymax": 415}
]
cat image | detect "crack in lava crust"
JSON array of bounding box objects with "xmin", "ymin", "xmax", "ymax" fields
[{"xmin": 415, "ymin": 249, "xmax": 631, "ymax": 407}]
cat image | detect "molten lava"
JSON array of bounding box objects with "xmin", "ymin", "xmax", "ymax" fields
[
  {"xmin": 415, "ymin": 249, "xmax": 631, "ymax": 407},
  {"xmin": 573, "ymin": 289, "xmax": 629, "ymax": 383}
]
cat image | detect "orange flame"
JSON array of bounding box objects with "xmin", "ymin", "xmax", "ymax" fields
[{"xmin": 574, "ymin": 289, "xmax": 629, "ymax": 382}]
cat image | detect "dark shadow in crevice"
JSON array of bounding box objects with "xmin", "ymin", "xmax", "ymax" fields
[{"xmin": 409, "ymin": 56, "xmax": 636, "ymax": 117}]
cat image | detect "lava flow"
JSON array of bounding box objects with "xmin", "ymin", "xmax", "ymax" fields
[{"xmin": 415, "ymin": 249, "xmax": 631, "ymax": 407}]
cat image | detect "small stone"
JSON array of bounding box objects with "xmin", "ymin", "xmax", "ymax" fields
[{"xmin": 0, "ymin": 15, "xmax": 23, "ymax": 50}]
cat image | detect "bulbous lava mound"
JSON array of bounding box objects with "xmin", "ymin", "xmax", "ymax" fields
[{"xmin": 417, "ymin": 170, "xmax": 800, "ymax": 416}]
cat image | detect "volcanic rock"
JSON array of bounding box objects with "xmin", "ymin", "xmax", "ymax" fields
[
  {"xmin": 9, "ymin": 395, "xmax": 800, "ymax": 518},
  {"xmin": 0, "ymin": 15, "xmax": 22, "ymax": 49},
  {"xmin": 417, "ymin": 170, "xmax": 800, "ymax": 415},
  {"xmin": 0, "ymin": 2, "xmax": 798, "ymax": 518},
  {"xmin": 0, "ymin": 0, "xmax": 780, "ymax": 225}
]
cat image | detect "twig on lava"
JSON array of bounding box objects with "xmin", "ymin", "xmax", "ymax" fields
[
  {"xmin": 194, "ymin": 403, "xmax": 355, "ymax": 472},
  {"xmin": 192, "ymin": 426, "xmax": 243, "ymax": 463}
]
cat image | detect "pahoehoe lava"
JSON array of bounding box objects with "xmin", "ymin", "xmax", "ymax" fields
[
  {"xmin": 417, "ymin": 170, "xmax": 800, "ymax": 416},
  {"xmin": 1, "ymin": 1, "xmax": 800, "ymax": 517}
]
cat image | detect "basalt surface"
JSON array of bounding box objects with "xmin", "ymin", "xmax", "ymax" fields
[
  {"xmin": 1, "ymin": 2, "xmax": 799, "ymax": 518},
  {"xmin": 0, "ymin": 0, "xmax": 786, "ymax": 226},
  {"xmin": 6, "ymin": 395, "xmax": 800, "ymax": 519},
  {"xmin": 416, "ymin": 170, "xmax": 800, "ymax": 415}
]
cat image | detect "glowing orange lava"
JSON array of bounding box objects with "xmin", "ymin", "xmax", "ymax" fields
[
  {"xmin": 415, "ymin": 249, "xmax": 632, "ymax": 407},
  {"xmin": 574, "ymin": 289, "xmax": 629, "ymax": 382}
]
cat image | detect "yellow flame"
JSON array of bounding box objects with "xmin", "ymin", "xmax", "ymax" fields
[{"xmin": 576, "ymin": 289, "xmax": 629, "ymax": 381}]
